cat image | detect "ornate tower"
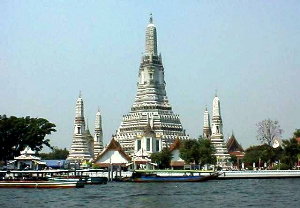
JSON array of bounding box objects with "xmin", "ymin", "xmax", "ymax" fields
[
  {"xmin": 67, "ymin": 94, "xmax": 94, "ymax": 163},
  {"xmin": 203, "ymin": 107, "xmax": 211, "ymax": 139},
  {"xmin": 114, "ymin": 15, "xmax": 188, "ymax": 155},
  {"xmin": 210, "ymin": 95, "xmax": 229, "ymax": 167},
  {"xmin": 93, "ymin": 108, "xmax": 104, "ymax": 158},
  {"xmin": 211, "ymin": 95, "xmax": 222, "ymax": 136}
]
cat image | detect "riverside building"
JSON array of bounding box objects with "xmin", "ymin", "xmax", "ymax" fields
[{"xmin": 114, "ymin": 15, "xmax": 188, "ymax": 156}]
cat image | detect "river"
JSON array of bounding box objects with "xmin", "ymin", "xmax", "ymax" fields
[{"xmin": 0, "ymin": 179, "xmax": 299, "ymax": 208}]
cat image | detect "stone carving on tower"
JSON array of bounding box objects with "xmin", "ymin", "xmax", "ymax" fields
[
  {"xmin": 209, "ymin": 94, "xmax": 229, "ymax": 167},
  {"xmin": 67, "ymin": 94, "xmax": 94, "ymax": 163},
  {"xmin": 114, "ymin": 15, "xmax": 188, "ymax": 156},
  {"xmin": 93, "ymin": 108, "xmax": 104, "ymax": 158}
]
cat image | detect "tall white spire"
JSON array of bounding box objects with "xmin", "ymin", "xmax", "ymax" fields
[
  {"xmin": 75, "ymin": 92, "xmax": 84, "ymax": 119},
  {"xmin": 67, "ymin": 94, "xmax": 93, "ymax": 163},
  {"xmin": 145, "ymin": 13, "xmax": 158, "ymax": 56},
  {"xmin": 203, "ymin": 107, "xmax": 211, "ymax": 138},
  {"xmin": 212, "ymin": 95, "xmax": 221, "ymax": 118},
  {"xmin": 203, "ymin": 107, "xmax": 210, "ymax": 128},
  {"xmin": 93, "ymin": 108, "xmax": 103, "ymax": 158},
  {"xmin": 74, "ymin": 93, "xmax": 85, "ymax": 134},
  {"xmin": 94, "ymin": 108, "xmax": 103, "ymax": 142},
  {"xmin": 210, "ymin": 94, "xmax": 229, "ymax": 167},
  {"xmin": 211, "ymin": 94, "xmax": 222, "ymax": 135}
]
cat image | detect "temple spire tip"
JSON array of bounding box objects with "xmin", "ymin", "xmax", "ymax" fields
[{"xmin": 149, "ymin": 13, "xmax": 153, "ymax": 24}]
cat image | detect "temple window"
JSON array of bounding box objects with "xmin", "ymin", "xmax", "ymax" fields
[
  {"xmin": 146, "ymin": 138, "xmax": 151, "ymax": 151},
  {"xmin": 137, "ymin": 140, "xmax": 141, "ymax": 150},
  {"xmin": 149, "ymin": 73, "xmax": 153, "ymax": 80},
  {"xmin": 156, "ymin": 140, "xmax": 160, "ymax": 152}
]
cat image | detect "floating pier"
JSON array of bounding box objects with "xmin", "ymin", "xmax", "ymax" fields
[{"xmin": 218, "ymin": 170, "xmax": 300, "ymax": 179}]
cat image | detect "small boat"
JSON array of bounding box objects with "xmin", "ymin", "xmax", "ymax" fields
[
  {"xmin": 86, "ymin": 177, "xmax": 108, "ymax": 184},
  {"xmin": 49, "ymin": 176, "xmax": 108, "ymax": 184},
  {"xmin": 130, "ymin": 170, "xmax": 219, "ymax": 183},
  {"xmin": 48, "ymin": 176, "xmax": 87, "ymax": 183},
  {"xmin": 0, "ymin": 180, "xmax": 84, "ymax": 188}
]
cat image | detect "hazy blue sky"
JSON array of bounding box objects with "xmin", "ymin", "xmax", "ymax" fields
[{"xmin": 1, "ymin": 1, "xmax": 299, "ymax": 150}]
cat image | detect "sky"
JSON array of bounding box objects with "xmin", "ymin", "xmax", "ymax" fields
[{"xmin": 1, "ymin": 1, "xmax": 299, "ymax": 151}]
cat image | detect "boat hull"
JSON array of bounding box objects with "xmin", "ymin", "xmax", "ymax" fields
[
  {"xmin": 0, "ymin": 181, "xmax": 84, "ymax": 188},
  {"xmin": 133, "ymin": 175, "xmax": 204, "ymax": 182},
  {"xmin": 87, "ymin": 177, "xmax": 108, "ymax": 184},
  {"xmin": 132, "ymin": 173, "xmax": 219, "ymax": 183},
  {"xmin": 49, "ymin": 176, "xmax": 108, "ymax": 184}
]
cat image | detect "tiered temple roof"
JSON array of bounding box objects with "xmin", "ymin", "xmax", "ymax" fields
[
  {"xmin": 114, "ymin": 15, "xmax": 188, "ymax": 155},
  {"xmin": 67, "ymin": 95, "xmax": 94, "ymax": 162},
  {"xmin": 209, "ymin": 95, "xmax": 230, "ymax": 167},
  {"xmin": 226, "ymin": 133, "xmax": 244, "ymax": 153}
]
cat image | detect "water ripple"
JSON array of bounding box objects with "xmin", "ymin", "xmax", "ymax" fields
[{"xmin": 0, "ymin": 179, "xmax": 299, "ymax": 208}]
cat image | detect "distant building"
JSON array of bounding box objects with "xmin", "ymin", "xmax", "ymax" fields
[
  {"xmin": 128, "ymin": 123, "xmax": 161, "ymax": 169},
  {"xmin": 114, "ymin": 15, "xmax": 188, "ymax": 156},
  {"xmin": 169, "ymin": 139, "xmax": 185, "ymax": 169},
  {"xmin": 13, "ymin": 147, "xmax": 46, "ymax": 170},
  {"xmin": 93, "ymin": 138, "xmax": 131, "ymax": 168},
  {"xmin": 226, "ymin": 133, "xmax": 245, "ymax": 159},
  {"xmin": 134, "ymin": 122, "xmax": 162, "ymax": 154}
]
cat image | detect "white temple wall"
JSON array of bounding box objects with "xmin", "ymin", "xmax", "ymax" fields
[{"xmin": 95, "ymin": 150, "xmax": 129, "ymax": 164}]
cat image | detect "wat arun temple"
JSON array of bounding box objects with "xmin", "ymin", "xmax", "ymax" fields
[
  {"xmin": 113, "ymin": 15, "xmax": 189, "ymax": 155},
  {"xmin": 67, "ymin": 15, "xmax": 229, "ymax": 166}
]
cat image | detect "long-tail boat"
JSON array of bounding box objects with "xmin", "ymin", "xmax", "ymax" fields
[{"xmin": 129, "ymin": 170, "xmax": 220, "ymax": 182}]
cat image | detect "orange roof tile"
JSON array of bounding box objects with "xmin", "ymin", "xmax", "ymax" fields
[
  {"xmin": 169, "ymin": 138, "xmax": 182, "ymax": 152},
  {"xmin": 226, "ymin": 134, "xmax": 244, "ymax": 153}
]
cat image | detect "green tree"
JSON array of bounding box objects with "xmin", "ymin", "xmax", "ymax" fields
[
  {"xmin": 281, "ymin": 134, "xmax": 300, "ymax": 168},
  {"xmin": 38, "ymin": 147, "xmax": 69, "ymax": 160},
  {"xmin": 150, "ymin": 147, "xmax": 172, "ymax": 169},
  {"xmin": 229, "ymin": 155, "xmax": 238, "ymax": 165},
  {"xmin": 243, "ymin": 144, "xmax": 283, "ymax": 168},
  {"xmin": 256, "ymin": 119, "xmax": 283, "ymax": 146},
  {"xmin": 198, "ymin": 138, "xmax": 216, "ymax": 166},
  {"xmin": 180, "ymin": 139, "xmax": 200, "ymax": 164},
  {"xmin": 179, "ymin": 138, "xmax": 216, "ymax": 166},
  {"xmin": 293, "ymin": 129, "xmax": 300, "ymax": 138},
  {"xmin": 0, "ymin": 115, "xmax": 56, "ymax": 162}
]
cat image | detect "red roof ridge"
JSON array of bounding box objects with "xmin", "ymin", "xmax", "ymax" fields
[{"xmin": 169, "ymin": 138, "xmax": 182, "ymax": 152}]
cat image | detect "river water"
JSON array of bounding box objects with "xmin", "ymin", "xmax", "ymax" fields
[{"xmin": 0, "ymin": 179, "xmax": 299, "ymax": 208}]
